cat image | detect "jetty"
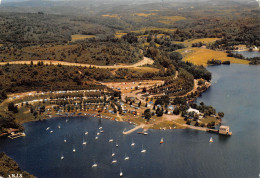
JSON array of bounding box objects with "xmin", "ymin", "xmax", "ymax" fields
[
  {"xmin": 8, "ymin": 132, "xmax": 26, "ymax": 139},
  {"xmin": 123, "ymin": 124, "xmax": 144, "ymax": 135}
]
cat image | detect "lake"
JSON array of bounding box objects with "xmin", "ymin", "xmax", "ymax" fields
[
  {"xmin": 233, "ymin": 50, "xmax": 260, "ymax": 58},
  {"xmin": 0, "ymin": 64, "xmax": 259, "ymax": 178}
]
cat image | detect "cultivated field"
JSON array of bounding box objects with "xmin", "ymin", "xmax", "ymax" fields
[
  {"xmin": 173, "ymin": 38, "xmax": 221, "ymax": 47},
  {"xmin": 177, "ymin": 48, "xmax": 249, "ymax": 66},
  {"xmin": 159, "ymin": 16, "xmax": 186, "ymax": 24},
  {"xmin": 71, "ymin": 35, "xmax": 96, "ymax": 42},
  {"xmin": 133, "ymin": 13, "xmax": 157, "ymax": 17}
]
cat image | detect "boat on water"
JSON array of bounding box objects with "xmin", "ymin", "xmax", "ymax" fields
[
  {"xmin": 92, "ymin": 162, "xmax": 97, "ymax": 168},
  {"xmin": 65, "ymin": 119, "xmax": 68, "ymax": 123},
  {"xmin": 99, "ymin": 127, "xmax": 102, "ymax": 130},
  {"xmin": 85, "ymin": 131, "xmax": 88, "ymax": 135},
  {"xmin": 100, "ymin": 130, "xmax": 104, "ymax": 133},
  {"xmin": 116, "ymin": 141, "xmax": 119, "ymax": 147},
  {"xmin": 46, "ymin": 127, "xmax": 50, "ymax": 131},
  {"xmin": 61, "ymin": 155, "xmax": 64, "ymax": 160},
  {"xmin": 112, "ymin": 149, "xmax": 115, "ymax": 157},
  {"xmin": 120, "ymin": 168, "xmax": 123, "ymax": 177},
  {"xmin": 124, "ymin": 153, "xmax": 129, "ymax": 160},
  {"xmin": 143, "ymin": 131, "xmax": 148, "ymax": 135},
  {"xmin": 97, "ymin": 132, "xmax": 100, "ymax": 136},
  {"xmin": 95, "ymin": 136, "xmax": 99, "ymax": 140},
  {"xmin": 82, "ymin": 139, "xmax": 87, "ymax": 145},
  {"xmin": 73, "ymin": 146, "xmax": 76, "ymax": 152},
  {"xmin": 64, "ymin": 137, "xmax": 67, "ymax": 143},
  {"xmin": 112, "ymin": 158, "xmax": 117, "ymax": 164},
  {"xmin": 160, "ymin": 138, "xmax": 164, "ymax": 144},
  {"xmin": 50, "ymin": 130, "xmax": 53, "ymax": 133},
  {"xmin": 109, "ymin": 138, "xmax": 113, "ymax": 142},
  {"xmin": 58, "ymin": 123, "xmax": 61, "ymax": 129},
  {"xmin": 209, "ymin": 137, "xmax": 213, "ymax": 143},
  {"xmin": 131, "ymin": 138, "xmax": 135, "ymax": 147},
  {"xmin": 141, "ymin": 145, "xmax": 146, "ymax": 153}
]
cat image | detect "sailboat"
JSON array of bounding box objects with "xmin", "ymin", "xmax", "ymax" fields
[
  {"xmin": 100, "ymin": 130, "xmax": 104, "ymax": 133},
  {"xmin": 160, "ymin": 138, "xmax": 164, "ymax": 144},
  {"xmin": 82, "ymin": 138, "xmax": 87, "ymax": 145},
  {"xmin": 85, "ymin": 131, "xmax": 88, "ymax": 135},
  {"xmin": 61, "ymin": 154, "xmax": 64, "ymax": 160},
  {"xmin": 66, "ymin": 119, "xmax": 68, "ymax": 123},
  {"xmin": 141, "ymin": 145, "xmax": 146, "ymax": 153},
  {"xmin": 64, "ymin": 137, "xmax": 67, "ymax": 143},
  {"xmin": 95, "ymin": 136, "xmax": 99, "ymax": 140},
  {"xmin": 97, "ymin": 132, "xmax": 100, "ymax": 136},
  {"xmin": 109, "ymin": 138, "xmax": 113, "ymax": 142},
  {"xmin": 92, "ymin": 161, "xmax": 97, "ymax": 168},
  {"xmin": 46, "ymin": 127, "xmax": 50, "ymax": 131},
  {"xmin": 73, "ymin": 146, "xmax": 76, "ymax": 152},
  {"xmin": 131, "ymin": 138, "xmax": 135, "ymax": 147},
  {"xmin": 50, "ymin": 130, "xmax": 53, "ymax": 133},
  {"xmin": 116, "ymin": 141, "xmax": 119, "ymax": 147},
  {"xmin": 99, "ymin": 127, "xmax": 103, "ymax": 130},
  {"xmin": 120, "ymin": 168, "xmax": 123, "ymax": 177},
  {"xmin": 124, "ymin": 153, "xmax": 129, "ymax": 160},
  {"xmin": 112, "ymin": 158, "xmax": 117, "ymax": 164},
  {"xmin": 209, "ymin": 137, "xmax": 213, "ymax": 143},
  {"xmin": 58, "ymin": 123, "xmax": 61, "ymax": 129},
  {"xmin": 112, "ymin": 149, "xmax": 115, "ymax": 157}
]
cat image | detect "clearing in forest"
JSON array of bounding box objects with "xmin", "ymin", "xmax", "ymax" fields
[
  {"xmin": 177, "ymin": 48, "xmax": 249, "ymax": 66},
  {"xmin": 71, "ymin": 35, "xmax": 96, "ymax": 42}
]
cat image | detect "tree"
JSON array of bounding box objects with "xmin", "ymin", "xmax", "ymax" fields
[
  {"xmin": 156, "ymin": 107, "xmax": 164, "ymax": 117},
  {"xmin": 8, "ymin": 102, "xmax": 18, "ymax": 113},
  {"xmin": 218, "ymin": 112, "xmax": 224, "ymax": 118},
  {"xmin": 144, "ymin": 109, "xmax": 151, "ymax": 121}
]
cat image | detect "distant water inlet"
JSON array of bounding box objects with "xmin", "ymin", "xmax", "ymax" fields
[{"xmin": 232, "ymin": 50, "xmax": 260, "ymax": 58}]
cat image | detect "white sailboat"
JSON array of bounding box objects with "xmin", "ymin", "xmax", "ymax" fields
[
  {"xmin": 120, "ymin": 168, "xmax": 123, "ymax": 177},
  {"xmin": 85, "ymin": 131, "xmax": 88, "ymax": 135},
  {"xmin": 46, "ymin": 127, "xmax": 50, "ymax": 131},
  {"xmin": 61, "ymin": 154, "xmax": 64, "ymax": 160},
  {"xmin": 112, "ymin": 149, "xmax": 115, "ymax": 157},
  {"xmin": 82, "ymin": 138, "xmax": 87, "ymax": 145},
  {"xmin": 112, "ymin": 158, "xmax": 117, "ymax": 164},
  {"xmin": 99, "ymin": 127, "xmax": 103, "ymax": 130},
  {"xmin": 141, "ymin": 145, "xmax": 146, "ymax": 153},
  {"xmin": 100, "ymin": 130, "xmax": 104, "ymax": 133},
  {"xmin": 109, "ymin": 138, "xmax": 113, "ymax": 142},
  {"xmin": 73, "ymin": 146, "xmax": 76, "ymax": 152},
  {"xmin": 116, "ymin": 141, "xmax": 119, "ymax": 147},
  {"xmin": 124, "ymin": 153, "xmax": 129, "ymax": 160},
  {"xmin": 131, "ymin": 138, "xmax": 135, "ymax": 147},
  {"xmin": 92, "ymin": 161, "xmax": 97, "ymax": 168},
  {"xmin": 58, "ymin": 123, "xmax": 61, "ymax": 129},
  {"xmin": 95, "ymin": 136, "xmax": 99, "ymax": 140},
  {"xmin": 209, "ymin": 137, "xmax": 213, "ymax": 143},
  {"xmin": 66, "ymin": 119, "xmax": 68, "ymax": 123},
  {"xmin": 64, "ymin": 137, "xmax": 67, "ymax": 143},
  {"xmin": 97, "ymin": 132, "xmax": 100, "ymax": 136},
  {"xmin": 50, "ymin": 130, "xmax": 53, "ymax": 133}
]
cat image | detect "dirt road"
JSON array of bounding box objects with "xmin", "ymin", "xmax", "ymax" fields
[{"xmin": 0, "ymin": 57, "xmax": 154, "ymax": 69}]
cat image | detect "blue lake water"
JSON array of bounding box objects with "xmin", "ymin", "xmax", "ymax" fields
[
  {"xmin": 0, "ymin": 64, "xmax": 259, "ymax": 178},
  {"xmin": 233, "ymin": 51, "xmax": 260, "ymax": 58}
]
